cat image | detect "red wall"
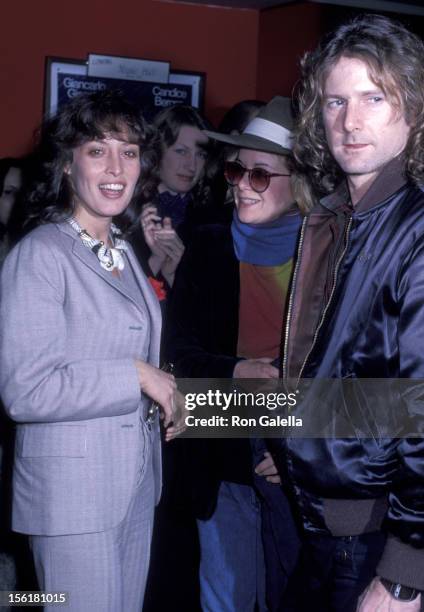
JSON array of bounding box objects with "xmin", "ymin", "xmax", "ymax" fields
[
  {"xmin": 4, "ymin": 1, "xmax": 423, "ymax": 159},
  {"xmin": 0, "ymin": 0, "xmax": 259, "ymax": 157},
  {"xmin": 256, "ymin": 2, "xmax": 324, "ymax": 101},
  {"xmin": 256, "ymin": 2, "xmax": 424, "ymax": 102}
]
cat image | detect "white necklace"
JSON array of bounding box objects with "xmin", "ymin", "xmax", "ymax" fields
[{"xmin": 68, "ymin": 217, "xmax": 128, "ymax": 272}]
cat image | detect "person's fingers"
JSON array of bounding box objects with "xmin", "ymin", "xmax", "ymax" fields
[
  {"xmin": 165, "ymin": 425, "xmax": 186, "ymax": 442},
  {"xmin": 156, "ymin": 239, "xmax": 184, "ymax": 253},
  {"xmin": 250, "ymin": 363, "xmax": 279, "ymax": 378},
  {"xmin": 257, "ymin": 468, "xmax": 276, "ymax": 477},
  {"xmin": 260, "ymin": 466, "xmax": 278, "ymax": 476},
  {"xmin": 141, "ymin": 208, "xmax": 160, "ymax": 219},
  {"xmin": 157, "ymin": 243, "xmax": 184, "ymax": 261},
  {"xmin": 154, "ymin": 230, "xmax": 178, "ymax": 240},
  {"xmin": 161, "ymin": 243, "xmax": 182, "ymax": 257},
  {"xmin": 141, "ymin": 206, "xmax": 161, "ymax": 226},
  {"xmin": 264, "ymin": 365, "xmax": 279, "ymax": 378},
  {"xmin": 256, "ymin": 457, "xmax": 278, "ymax": 476},
  {"xmin": 164, "ymin": 423, "xmax": 187, "ymax": 441},
  {"xmin": 141, "ymin": 217, "xmax": 161, "ymax": 228},
  {"xmin": 266, "ymin": 475, "xmax": 281, "ymax": 484},
  {"xmin": 161, "ymin": 406, "xmax": 173, "ymax": 428},
  {"xmin": 140, "ymin": 210, "xmax": 160, "ymax": 222},
  {"xmin": 164, "ymin": 389, "xmax": 188, "ymax": 441},
  {"xmin": 141, "ymin": 215, "xmax": 162, "ymax": 229},
  {"xmin": 157, "ymin": 243, "xmax": 184, "ymax": 259},
  {"xmin": 255, "ymin": 454, "xmax": 273, "ymax": 473},
  {"xmin": 158, "ymin": 373, "xmax": 177, "ymax": 428},
  {"xmin": 154, "ymin": 234, "xmax": 184, "ymax": 251},
  {"xmin": 157, "ymin": 244, "xmax": 176, "ymax": 259},
  {"xmin": 166, "ymin": 419, "xmax": 186, "ymax": 434},
  {"xmin": 168, "ymin": 237, "xmax": 185, "ymax": 251},
  {"xmin": 141, "ymin": 204, "xmax": 158, "ymax": 214},
  {"xmin": 154, "ymin": 235, "xmax": 178, "ymax": 245},
  {"xmin": 162, "ymin": 216, "xmax": 173, "ymax": 230}
]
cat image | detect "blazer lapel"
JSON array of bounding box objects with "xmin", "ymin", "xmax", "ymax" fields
[
  {"xmin": 57, "ymin": 222, "xmax": 147, "ymax": 315},
  {"xmin": 57, "ymin": 222, "xmax": 162, "ymax": 365}
]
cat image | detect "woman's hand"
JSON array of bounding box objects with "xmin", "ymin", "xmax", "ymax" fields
[
  {"xmin": 233, "ymin": 358, "xmax": 279, "ymax": 379},
  {"xmin": 141, "ymin": 210, "xmax": 185, "ymax": 285},
  {"xmin": 163, "ymin": 390, "xmax": 188, "ymax": 442},
  {"xmin": 140, "ymin": 205, "xmax": 167, "ymax": 275},
  {"xmin": 154, "ymin": 217, "xmax": 185, "ymax": 286},
  {"xmin": 135, "ymin": 360, "xmax": 177, "ymax": 427},
  {"xmin": 141, "ymin": 204, "xmax": 163, "ymax": 254},
  {"xmin": 255, "ymin": 451, "xmax": 281, "ymax": 484}
]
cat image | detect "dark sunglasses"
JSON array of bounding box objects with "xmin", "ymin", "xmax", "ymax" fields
[{"xmin": 224, "ymin": 160, "xmax": 290, "ymax": 193}]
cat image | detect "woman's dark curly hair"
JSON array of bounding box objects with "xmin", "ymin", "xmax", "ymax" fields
[
  {"xmin": 294, "ymin": 14, "xmax": 424, "ymax": 196},
  {"xmin": 0, "ymin": 157, "xmax": 29, "ymax": 245},
  {"xmin": 26, "ymin": 89, "xmax": 161, "ymax": 233},
  {"xmin": 154, "ymin": 104, "xmax": 214, "ymax": 207},
  {"xmin": 0, "ymin": 158, "xmax": 24, "ymax": 197}
]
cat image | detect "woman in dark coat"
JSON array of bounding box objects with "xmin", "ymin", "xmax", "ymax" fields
[
  {"xmin": 166, "ymin": 97, "xmax": 313, "ymax": 611},
  {"xmin": 130, "ymin": 105, "xmax": 213, "ymax": 302}
]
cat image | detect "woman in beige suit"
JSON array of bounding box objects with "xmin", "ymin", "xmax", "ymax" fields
[{"xmin": 0, "ymin": 91, "xmax": 183, "ymax": 611}]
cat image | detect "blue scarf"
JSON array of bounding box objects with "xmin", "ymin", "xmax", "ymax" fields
[
  {"xmin": 231, "ymin": 209, "xmax": 302, "ymax": 266},
  {"xmin": 156, "ymin": 191, "xmax": 192, "ymax": 229}
]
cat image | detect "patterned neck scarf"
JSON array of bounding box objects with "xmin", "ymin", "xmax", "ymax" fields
[{"xmin": 68, "ymin": 217, "xmax": 128, "ymax": 272}]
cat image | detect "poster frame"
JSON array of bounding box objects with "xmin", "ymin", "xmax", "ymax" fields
[{"xmin": 44, "ymin": 57, "xmax": 206, "ymax": 116}]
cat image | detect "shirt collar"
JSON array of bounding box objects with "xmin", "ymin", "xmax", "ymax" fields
[{"xmin": 321, "ymin": 155, "xmax": 408, "ymax": 214}]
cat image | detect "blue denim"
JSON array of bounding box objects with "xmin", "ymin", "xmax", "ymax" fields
[
  {"xmin": 296, "ymin": 531, "xmax": 387, "ymax": 612},
  {"xmin": 197, "ymin": 481, "xmax": 267, "ymax": 612}
]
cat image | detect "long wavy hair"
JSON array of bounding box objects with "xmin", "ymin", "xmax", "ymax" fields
[
  {"xmin": 294, "ymin": 14, "xmax": 424, "ymax": 196},
  {"xmin": 154, "ymin": 104, "xmax": 214, "ymax": 207},
  {"xmin": 25, "ymin": 90, "xmax": 161, "ymax": 234}
]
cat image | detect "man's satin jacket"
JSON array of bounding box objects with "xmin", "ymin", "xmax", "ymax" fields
[{"xmin": 279, "ymin": 157, "xmax": 424, "ymax": 589}]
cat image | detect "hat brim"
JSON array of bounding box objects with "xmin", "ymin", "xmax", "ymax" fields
[{"xmin": 204, "ymin": 130, "xmax": 292, "ymax": 156}]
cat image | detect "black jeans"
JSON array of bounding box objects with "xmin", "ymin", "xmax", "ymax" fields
[{"xmin": 295, "ymin": 531, "xmax": 386, "ymax": 612}]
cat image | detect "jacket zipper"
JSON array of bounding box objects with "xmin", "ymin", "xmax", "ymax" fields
[
  {"xmin": 282, "ymin": 217, "xmax": 307, "ymax": 381},
  {"xmin": 296, "ymin": 216, "xmax": 353, "ymax": 385}
]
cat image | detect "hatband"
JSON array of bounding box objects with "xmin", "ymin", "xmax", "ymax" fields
[{"xmin": 244, "ymin": 118, "xmax": 293, "ymax": 150}]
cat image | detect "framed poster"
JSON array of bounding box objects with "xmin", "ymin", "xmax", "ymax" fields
[
  {"xmin": 44, "ymin": 57, "xmax": 206, "ymax": 119},
  {"xmin": 169, "ymin": 70, "xmax": 206, "ymax": 110},
  {"xmin": 44, "ymin": 57, "xmax": 88, "ymax": 117}
]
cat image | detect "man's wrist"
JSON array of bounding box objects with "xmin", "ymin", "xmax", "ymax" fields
[{"xmin": 379, "ymin": 577, "xmax": 420, "ymax": 602}]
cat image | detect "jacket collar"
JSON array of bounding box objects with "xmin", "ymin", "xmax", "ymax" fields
[
  {"xmin": 55, "ymin": 220, "xmax": 156, "ymax": 317},
  {"xmin": 320, "ymin": 155, "xmax": 407, "ymax": 215}
]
